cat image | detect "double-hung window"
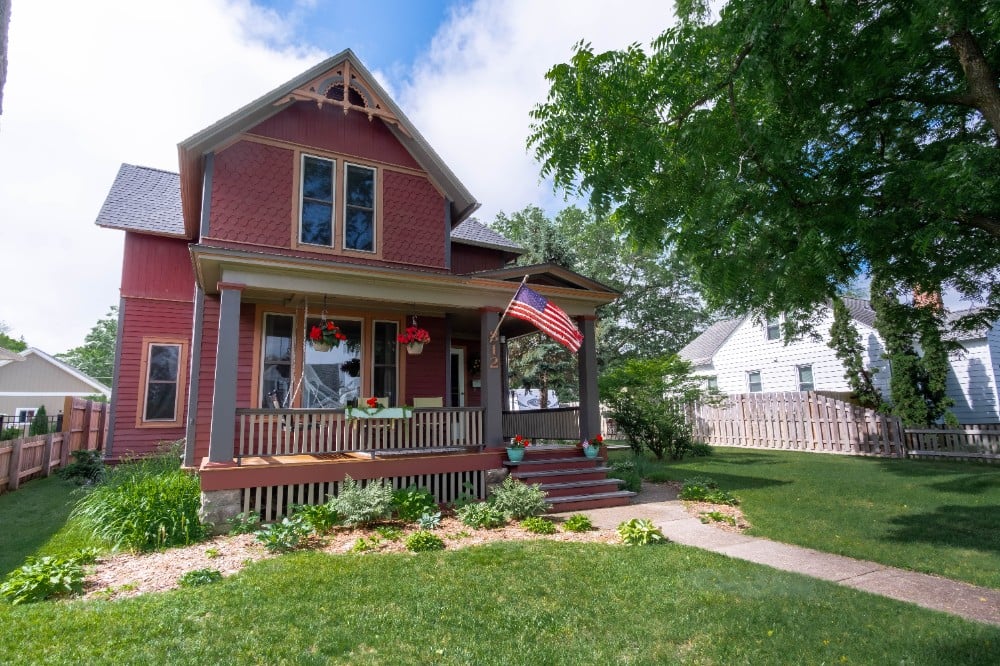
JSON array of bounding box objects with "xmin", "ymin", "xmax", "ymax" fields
[
  {"xmin": 765, "ymin": 317, "xmax": 781, "ymax": 341},
  {"xmin": 747, "ymin": 370, "xmax": 763, "ymax": 393},
  {"xmin": 140, "ymin": 340, "xmax": 186, "ymax": 426},
  {"xmin": 797, "ymin": 365, "xmax": 814, "ymax": 392},
  {"xmin": 344, "ymin": 163, "xmax": 375, "ymax": 252},
  {"xmin": 300, "ymin": 155, "xmax": 335, "ymax": 246},
  {"xmin": 298, "ymin": 155, "xmax": 377, "ymax": 253}
]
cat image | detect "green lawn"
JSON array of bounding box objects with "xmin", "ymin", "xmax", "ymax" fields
[
  {"xmin": 622, "ymin": 446, "xmax": 1000, "ymax": 588},
  {"xmin": 1, "ymin": 542, "xmax": 998, "ymax": 665}
]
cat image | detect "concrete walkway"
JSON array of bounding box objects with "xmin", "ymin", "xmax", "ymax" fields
[{"xmin": 561, "ymin": 483, "xmax": 1000, "ymax": 627}]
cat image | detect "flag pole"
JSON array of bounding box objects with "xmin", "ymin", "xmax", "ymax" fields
[{"xmin": 490, "ymin": 275, "xmax": 528, "ymax": 342}]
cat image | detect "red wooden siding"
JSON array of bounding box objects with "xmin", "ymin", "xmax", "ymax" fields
[
  {"xmin": 450, "ymin": 244, "xmax": 510, "ymax": 274},
  {"xmin": 121, "ymin": 233, "xmax": 195, "ymax": 300},
  {"xmin": 110, "ymin": 297, "xmax": 193, "ymax": 457},
  {"xmin": 402, "ymin": 317, "xmax": 447, "ymax": 405},
  {"xmin": 382, "ymin": 170, "xmax": 446, "ymax": 267},
  {"xmin": 248, "ymin": 102, "xmax": 420, "ymax": 170},
  {"xmin": 209, "ymin": 141, "xmax": 294, "ymax": 247}
]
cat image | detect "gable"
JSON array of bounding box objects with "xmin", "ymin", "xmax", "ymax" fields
[{"xmin": 0, "ymin": 349, "xmax": 110, "ymax": 396}]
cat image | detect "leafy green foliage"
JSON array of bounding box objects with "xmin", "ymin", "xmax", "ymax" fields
[
  {"xmin": 291, "ymin": 503, "xmax": 339, "ymax": 534},
  {"xmin": 375, "ymin": 526, "xmax": 402, "ymax": 541},
  {"xmin": 562, "ymin": 514, "xmax": 594, "ymax": 533},
  {"xmin": 391, "ymin": 486, "xmax": 438, "ymax": 523},
  {"xmin": 178, "ymin": 568, "xmax": 223, "ymax": 587},
  {"xmin": 679, "ymin": 478, "xmax": 739, "ymax": 506},
  {"xmin": 227, "ymin": 512, "xmax": 261, "ymax": 535},
  {"xmin": 28, "ymin": 406, "xmax": 49, "ymax": 436},
  {"xmin": 617, "ymin": 518, "xmax": 667, "ymax": 546},
  {"xmin": 416, "ymin": 512, "xmax": 442, "ymax": 530},
  {"xmin": 56, "ymin": 450, "xmax": 105, "ymax": 485},
  {"xmin": 520, "ymin": 516, "xmax": 557, "ymax": 535},
  {"xmin": 71, "ymin": 448, "xmax": 205, "ymax": 552},
  {"xmin": 350, "ymin": 535, "xmax": 382, "ymax": 553},
  {"xmin": 404, "ymin": 530, "xmax": 445, "ymax": 552},
  {"xmin": 0, "ymin": 321, "xmax": 27, "ymax": 353},
  {"xmin": 607, "ymin": 456, "xmax": 645, "ymax": 493},
  {"xmin": 56, "ymin": 306, "xmax": 117, "ymax": 388},
  {"xmin": 456, "ymin": 502, "xmax": 507, "ymax": 529},
  {"xmin": 828, "ymin": 298, "xmax": 886, "ymax": 411},
  {"xmin": 689, "ymin": 442, "xmax": 713, "ymax": 458},
  {"xmin": 1, "ymin": 554, "xmax": 85, "ymax": 604},
  {"xmin": 327, "ymin": 476, "xmax": 393, "ymax": 527},
  {"xmin": 0, "ymin": 427, "xmax": 22, "ymax": 441},
  {"xmin": 488, "ymin": 477, "xmax": 549, "ymax": 519},
  {"xmin": 529, "ymin": 3, "xmax": 1000, "ymax": 334},
  {"xmin": 255, "ymin": 517, "xmax": 310, "ymax": 553},
  {"xmin": 700, "ymin": 511, "xmax": 736, "ymax": 527}
]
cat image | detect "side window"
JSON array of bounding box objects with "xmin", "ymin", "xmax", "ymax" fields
[
  {"xmin": 140, "ymin": 340, "xmax": 187, "ymax": 426},
  {"xmin": 797, "ymin": 365, "xmax": 814, "ymax": 392},
  {"xmin": 300, "ymin": 155, "xmax": 335, "ymax": 246},
  {"xmin": 705, "ymin": 376, "xmax": 719, "ymax": 392},
  {"xmin": 344, "ymin": 163, "xmax": 376, "ymax": 252},
  {"xmin": 765, "ymin": 318, "xmax": 781, "ymax": 341},
  {"xmin": 747, "ymin": 370, "xmax": 762, "ymax": 393}
]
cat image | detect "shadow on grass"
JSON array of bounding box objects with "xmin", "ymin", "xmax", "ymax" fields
[
  {"xmin": 886, "ymin": 505, "xmax": 1000, "ymax": 555},
  {"xmin": 875, "ymin": 457, "xmax": 1000, "ymax": 494},
  {"xmin": 645, "ymin": 468, "xmax": 791, "ymax": 493},
  {"xmin": 0, "ymin": 477, "xmax": 80, "ymax": 576}
]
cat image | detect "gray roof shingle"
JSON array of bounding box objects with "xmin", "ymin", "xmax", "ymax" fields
[
  {"xmin": 95, "ymin": 164, "xmax": 185, "ymax": 237},
  {"xmin": 678, "ymin": 318, "xmax": 743, "ymax": 366},
  {"xmin": 451, "ymin": 219, "xmax": 522, "ymax": 253}
]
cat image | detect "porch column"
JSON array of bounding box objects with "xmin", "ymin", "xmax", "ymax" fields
[
  {"xmin": 577, "ymin": 315, "xmax": 600, "ymax": 442},
  {"xmin": 479, "ymin": 307, "xmax": 504, "ymax": 447},
  {"xmin": 207, "ymin": 282, "xmax": 244, "ymax": 464}
]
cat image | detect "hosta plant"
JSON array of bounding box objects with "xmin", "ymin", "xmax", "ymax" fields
[
  {"xmin": 562, "ymin": 514, "xmax": 594, "ymax": 533},
  {"xmin": 489, "ymin": 476, "xmax": 549, "ymax": 519},
  {"xmin": 520, "ymin": 516, "xmax": 557, "ymax": 535},
  {"xmin": 178, "ymin": 568, "xmax": 223, "ymax": 587},
  {"xmin": 456, "ymin": 502, "xmax": 507, "ymax": 529},
  {"xmin": 405, "ymin": 530, "xmax": 445, "ymax": 552},
  {"xmin": 1, "ymin": 555, "xmax": 86, "ymax": 605},
  {"xmin": 617, "ymin": 518, "xmax": 667, "ymax": 546}
]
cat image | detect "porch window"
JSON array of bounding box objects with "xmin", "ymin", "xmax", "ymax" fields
[
  {"xmin": 300, "ymin": 155, "xmax": 335, "ymax": 246},
  {"xmin": 344, "ymin": 163, "xmax": 375, "ymax": 252},
  {"xmin": 797, "ymin": 365, "xmax": 814, "ymax": 392},
  {"xmin": 372, "ymin": 321, "xmax": 398, "ymax": 405},
  {"xmin": 261, "ymin": 314, "xmax": 293, "ymax": 407},
  {"xmin": 747, "ymin": 370, "xmax": 762, "ymax": 393},
  {"xmin": 139, "ymin": 340, "xmax": 187, "ymax": 426},
  {"xmin": 303, "ymin": 318, "xmax": 362, "ymax": 409}
]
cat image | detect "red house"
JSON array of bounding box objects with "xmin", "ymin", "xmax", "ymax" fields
[{"xmin": 96, "ymin": 50, "xmax": 625, "ymax": 526}]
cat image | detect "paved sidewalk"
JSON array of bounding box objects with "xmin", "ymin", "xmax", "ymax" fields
[{"xmin": 560, "ymin": 483, "xmax": 1000, "ymax": 627}]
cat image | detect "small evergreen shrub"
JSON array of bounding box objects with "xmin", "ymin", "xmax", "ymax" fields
[
  {"xmin": 327, "ymin": 476, "xmax": 393, "ymax": 527},
  {"xmin": 679, "ymin": 478, "xmax": 739, "ymax": 506},
  {"xmin": 456, "ymin": 502, "xmax": 507, "ymax": 529},
  {"xmin": 520, "ymin": 516, "xmax": 557, "ymax": 534},
  {"xmin": 489, "ymin": 477, "xmax": 549, "ymax": 519},
  {"xmin": 1, "ymin": 427, "xmax": 22, "ymax": 441},
  {"xmin": 416, "ymin": 511, "xmax": 442, "ymax": 530},
  {"xmin": 562, "ymin": 514, "xmax": 594, "ymax": 533},
  {"xmin": 1, "ymin": 555, "xmax": 86, "ymax": 605},
  {"xmin": 254, "ymin": 517, "xmax": 310, "ymax": 553},
  {"xmin": 178, "ymin": 568, "xmax": 223, "ymax": 587},
  {"xmin": 291, "ymin": 503, "xmax": 340, "ymax": 534},
  {"xmin": 57, "ymin": 450, "xmax": 105, "ymax": 485},
  {"xmin": 617, "ymin": 518, "xmax": 667, "ymax": 546},
  {"xmin": 29, "ymin": 406, "xmax": 50, "ymax": 436},
  {"xmin": 228, "ymin": 512, "xmax": 261, "ymax": 535},
  {"xmin": 405, "ymin": 530, "xmax": 445, "ymax": 552},
  {"xmin": 392, "ymin": 486, "xmax": 438, "ymax": 523}
]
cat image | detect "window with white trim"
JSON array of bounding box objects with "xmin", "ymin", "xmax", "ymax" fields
[
  {"xmin": 705, "ymin": 376, "xmax": 719, "ymax": 392},
  {"xmin": 797, "ymin": 365, "xmax": 814, "ymax": 392},
  {"xmin": 300, "ymin": 155, "xmax": 336, "ymax": 246},
  {"xmin": 747, "ymin": 370, "xmax": 762, "ymax": 393},
  {"xmin": 344, "ymin": 163, "xmax": 376, "ymax": 252},
  {"xmin": 765, "ymin": 317, "xmax": 781, "ymax": 341}
]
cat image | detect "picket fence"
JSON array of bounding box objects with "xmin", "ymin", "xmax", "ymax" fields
[{"xmin": 0, "ymin": 397, "xmax": 107, "ymax": 493}]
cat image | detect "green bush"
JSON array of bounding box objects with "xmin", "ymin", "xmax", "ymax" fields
[
  {"xmin": 456, "ymin": 502, "xmax": 507, "ymax": 529},
  {"xmin": 562, "ymin": 514, "xmax": 594, "ymax": 533},
  {"xmin": 689, "ymin": 442, "xmax": 714, "ymax": 457},
  {"xmin": 617, "ymin": 518, "xmax": 667, "ymax": 546},
  {"xmin": 228, "ymin": 512, "xmax": 261, "ymax": 535},
  {"xmin": 375, "ymin": 526, "xmax": 403, "ymax": 541},
  {"xmin": 327, "ymin": 476, "xmax": 393, "ymax": 527},
  {"xmin": 29, "ymin": 406, "xmax": 50, "ymax": 436},
  {"xmin": 489, "ymin": 477, "xmax": 549, "ymax": 519},
  {"xmin": 679, "ymin": 478, "xmax": 739, "ymax": 506},
  {"xmin": 178, "ymin": 568, "xmax": 223, "ymax": 587},
  {"xmin": 291, "ymin": 503, "xmax": 340, "ymax": 534},
  {"xmin": 608, "ymin": 455, "xmax": 649, "ymax": 493},
  {"xmin": 520, "ymin": 516, "xmax": 557, "ymax": 534},
  {"xmin": 416, "ymin": 511, "xmax": 442, "ymax": 530},
  {"xmin": 57, "ymin": 450, "xmax": 105, "ymax": 485},
  {"xmin": 1, "ymin": 555, "xmax": 86, "ymax": 605},
  {"xmin": 71, "ymin": 448, "xmax": 205, "ymax": 552},
  {"xmin": 392, "ymin": 486, "xmax": 438, "ymax": 523},
  {"xmin": 255, "ymin": 517, "xmax": 311, "ymax": 553},
  {"xmin": 405, "ymin": 530, "xmax": 445, "ymax": 552},
  {"xmin": 1, "ymin": 427, "xmax": 22, "ymax": 441}
]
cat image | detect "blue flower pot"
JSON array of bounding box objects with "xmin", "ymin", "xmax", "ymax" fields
[
  {"xmin": 583, "ymin": 445, "xmax": 599, "ymax": 459},
  {"xmin": 506, "ymin": 447, "xmax": 525, "ymax": 463}
]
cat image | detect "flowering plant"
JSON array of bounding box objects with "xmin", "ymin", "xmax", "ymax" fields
[
  {"xmin": 397, "ymin": 326, "xmax": 431, "ymax": 345},
  {"xmin": 508, "ymin": 434, "xmax": 529, "ymax": 450},
  {"xmin": 583, "ymin": 434, "xmax": 604, "ymax": 449},
  {"xmin": 366, "ymin": 396, "xmax": 379, "ymax": 409},
  {"xmin": 309, "ymin": 320, "xmax": 347, "ymax": 348}
]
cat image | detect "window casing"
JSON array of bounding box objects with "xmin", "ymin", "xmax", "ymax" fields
[
  {"xmin": 344, "ymin": 163, "xmax": 376, "ymax": 252},
  {"xmin": 261, "ymin": 314, "xmax": 294, "ymax": 408},
  {"xmin": 765, "ymin": 318, "xmax": 781, "ymax": 341},
  {"xmin": 747, "ymin": 370, "xmax": 762, "ymax": 393},
  {"xmin": 797, "ymin": 365, "xmax": 814, "ymax": 392},
  {"xmin": 296, "ymin": 153, "xmax": 380, "ymax": 256},
  {"xmin": 299, "ymin": 155, "xmax": 335, "ymax": 247},
  {"xmin": 706, "ymin": 376, "xmax": 719, "ymax": 392},
  {"xmin": 372, "ymin": 321, "xmax": 399, "ymax": 405},
  {"xmin": 138, "ymin": 339, "xmax": 187, "ymax": 427}
]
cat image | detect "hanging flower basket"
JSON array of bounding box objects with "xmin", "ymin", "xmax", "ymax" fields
[
  {"xmin": 398, "ymin": 325, "xmax": 431, "ymax": 355},
  {"xmin": 406, "ymin": 341, "xmax": 425, "ymax": 355},
  {"xmin": 309, "ymin": 320, "xmax": 346, "ymax": 351}
]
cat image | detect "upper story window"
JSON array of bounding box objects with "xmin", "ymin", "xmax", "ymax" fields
[
  {"xmin": 296, "ymin": 153, "xmax": 380, "ymax": 256},
  {"xmin": 747, "ymin": 370, "xmax": 762, "ymax": 393},
  {"xmin": 344, "ymin": 163, "xmax": 375, "ymax": 252},
  {"xmin": 765, "ymin": 317, "xmax": 781, "ymax": 341},
  {"xmin": 797, "ymin": 365, "xmax": 814, "ymax": 392},
  {"xmin": 300, "ymin": 155, "xmax": 335, "ymax": 246}
]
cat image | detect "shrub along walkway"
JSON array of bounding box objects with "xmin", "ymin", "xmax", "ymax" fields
[{"xmin": 559, "ymin": 483, "xmax": 1000, "ymax": 627}]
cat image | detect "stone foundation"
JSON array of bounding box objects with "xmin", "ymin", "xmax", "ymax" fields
[{"xmin": 199, "ymin": 489, "xmax": 242, "ymax": 534}]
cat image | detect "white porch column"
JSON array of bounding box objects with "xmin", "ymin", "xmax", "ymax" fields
[
  {"xmin": 207, "ymin": 282, "xmax": 244, "ymax": 464},
  {"xmin": 577, "ymin": 315, "xmax": 600, "ymax": 442}
]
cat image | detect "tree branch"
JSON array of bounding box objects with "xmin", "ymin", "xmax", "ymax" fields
[{"xmin": 948, "ymin": 29, "xmax": 1000, "ymax": 142}]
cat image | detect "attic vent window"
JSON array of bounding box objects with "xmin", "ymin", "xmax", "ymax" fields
[{"xmin": 325, "ymin": 84, "xmax": 367, "ymax": 107}]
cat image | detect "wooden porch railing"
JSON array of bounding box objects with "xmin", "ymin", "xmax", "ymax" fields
[
  {"xmin": 234, "ymin": 407, "xmax": 484, "ymax": 462},
  {"xmin": 502, "ymin": 407, "xmax": 580, "ymax": 440}
]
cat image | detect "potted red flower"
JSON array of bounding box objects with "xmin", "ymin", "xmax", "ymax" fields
[
  {"xmin": 506, "ymin": 434, "xmax": 529, "ymax": 463},
  {"xmin": 397, "ymin": 326, "xmax": 431, "ymax": 355},
  {"xmin": 582, "ymin": 433, "xmax": 604, "ymax": 459},
  {"xmin": 308, "ymin": 319, "xmax": 347, "ymax": 352}
]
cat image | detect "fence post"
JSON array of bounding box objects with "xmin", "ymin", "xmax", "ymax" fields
[
  {"xmin": 42, "ymin": 433, "xmax": 55, "ymax": 477},
  {"xmin": 8, "ymin": 439, "xmax": 23, "ymax": 491},
  {"xmin": 79, "ymin": 400, "xmax": 92, "ymax": 452}
]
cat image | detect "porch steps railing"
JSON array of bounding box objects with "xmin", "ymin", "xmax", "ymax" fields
[
  {"xmin": 504, "ymin": 446, "xmax": 634, "ymax": 512},
  {"xmin": 502, "ymin": 407, "xmax": 580, "ymax": 440}
]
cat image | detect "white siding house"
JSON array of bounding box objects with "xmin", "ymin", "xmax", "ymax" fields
[{"xmin": 679, "ymin": 300, "xmax": 1000, "ymax": 424}]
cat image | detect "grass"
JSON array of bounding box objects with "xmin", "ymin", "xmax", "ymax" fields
[
  {"xmin": 1, "ymin": 542, "xmax": 998, "ymax": 664},
  {"xmin": 618, "ymin": 446, "xmax": 1000, "ymax": 588}
]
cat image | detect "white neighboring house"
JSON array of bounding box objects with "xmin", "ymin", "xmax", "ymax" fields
[
  {"xmin": 0, "ymin": 347, "xmax": 111, "ymax": 425},
  {"xmin": 678, "ymin": 299, "xmax": 1000, "ymax": 424}
]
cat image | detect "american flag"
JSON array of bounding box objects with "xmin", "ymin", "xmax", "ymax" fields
[{"xmin": 507, "ymin": 284, "xmax": 584, "ymax": 352}]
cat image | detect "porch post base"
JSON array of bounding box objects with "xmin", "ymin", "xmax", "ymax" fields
[
  {"xmin": 199, "ymin": 489, "xmax": 242, "ymax": 534},
  {"xmin": 485, "ymin": 467, "xmax": 509, "ymax": 498}
]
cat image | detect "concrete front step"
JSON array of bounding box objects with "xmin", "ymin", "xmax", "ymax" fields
[
  {"xmin": 539, "ymin": 478, "xmax": 625, "ymax": 498},
  {"xmin": 503, "ymin": 455, "xmax": 603, "ymax": 472},
  {"xmin": 547, "ymin": 490, "xmax": 636, "ymax": 513},
  {"xmin": 510, "ymin": 466, "xmax": 613, "ymax": 484}
]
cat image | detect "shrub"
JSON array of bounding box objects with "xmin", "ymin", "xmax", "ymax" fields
[
  {"xmin": 1, "ymin": 555, "xmax": 85, "ymax": 605},
  {"xmin": 416, "ymin": 511, "xmax": 442, "ymax": 530},
  {"xmin": 689, "ymin": 442, "xmax": 714, "ymax": 457},
  {"xmin": 351, "ymin": 535, "xmax": 382, "ymax": 553},
  {"xmin": 178, "ymin": 568, "xmax": 223, "ymax": 587},
  {"xmin": 700, "ymin": 511, "xmax": 736, "ymax": 526},
  {"xmin": 679, "ymin": 478, "xmax": 739, "ymax": 506},
  {"xmin": 392, "ymin": 486, "xmax": 438, "ymax": 523},
  {"xmin": 449, "ymin": 481, "xmax": 479, "ymax": 510},
  {"xmin": 57, "ymin": 450, "xmax": 105, "ymax": 485},
  {"xmin": 1, "ymin": 427, "xmax": 22, "ymax": 441},
  {"xmin": 456, "ymin": 502, "xmax": 507, "ymax": 529},
  {"xmin": 71, "ymin": 449, "xmax": 205, "ymax": 551},
  {"xmin": 608, "ymin": 455, "xmax": 648, "ymax": 493},
  {"xmin": 489, "ymin": 477, "xmax": 549, "ymax": 519},
  {"xmin": 375, "ymin": 526, "xmax": 403, "ymax": 541},
  {"xmin": 29, "ymin": 406, "xmax": 49, "ymax": 436},
  {"xmin": 255, "ymin": 517, "xmax": 310, "ymax": 553},
  {"xmin": 617, "ymin": 518, "xmax": 667, "ymax": 546},
  {"xmin": 228, "ymin": 512, "xmax": 261, "ymax": 535},
  {"xmin": 405, "ymin": 530, "xmax": 445, "ymax": 552},
  {"xmin": 520, "ymin": 516, "xmax": 557, "ymax": 534},
  {"xmin": 327, "ymin": 476, "xmax": 393, "ymax": 527},
  {"xmin": 291, "ymin": 503, "xmax": 340, "ymax": 534},
  {"xmin": 562, "ymin": 514, "xmax": 594, "ymax": 533}
]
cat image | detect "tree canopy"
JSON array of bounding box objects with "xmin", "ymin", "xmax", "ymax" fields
[
  {"xmin": 57, "ymin": 307, "xmax": 117, "ymax": 387},
  {"xmin": 529, "ymin": 1, "xmax": 1000, "ymax": 329},
  {"xmin": 0, "ymin": 321, "xmax": 26, "ymax": 353}
]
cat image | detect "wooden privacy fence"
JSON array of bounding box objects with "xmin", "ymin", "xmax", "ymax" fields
[
  {"xmin": 502, "ymin": 407, "xmax": 580, "ymax": 440},
  {"xmin": 906, "ymin": 424, "xmax": 1000, "ymax": 462},
  {"xmin": 0, "ymin": 397, "xmax": 108, "ymax": 494},
  {"xmin": 688, "ymin": 392, "xmax": 906, "ymax": 456}
]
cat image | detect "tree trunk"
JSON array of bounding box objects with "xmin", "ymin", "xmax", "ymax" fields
[{"xmin": 949, "ymin": 29, "xmax": 1000, "ymax": 140}]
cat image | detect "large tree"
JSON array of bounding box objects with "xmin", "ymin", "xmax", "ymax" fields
[
  {"xmin": 57, "ymin": 307, "xmax": 117, "ymax": 387},
  {"xmin": 0, "ymin": 321, "xmax": 26, "ymax": 353},
  {"xmin": 529, "ymin": 1, "xmax": 1000, "ymax": 331}
]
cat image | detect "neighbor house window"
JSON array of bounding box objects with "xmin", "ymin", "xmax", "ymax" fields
[
  {"xmin": 372, "ymin": 321, "xmax": 399, "ymax": 405},
  {"xmin": 797, "ymin": 365, "xmax": 814, "ymax": 392},
  {"xmin": 747, "ymin": 370, "xmax": 762, "ymax": 393},
  {"xmin": 261, "ymin": 314, "xmax": 293, "ymax": 408},
  {"xmin": 344, "ymin": 163, "xmax": 376, "ymax": 252},
  {"xmin": 765, "ymin": 317, "xmax": 781, "ymax": 341},
  {"xmin": 139, "ymin": 339, "xmax": 187, "ymax": 426},
  {"xmin": 300, "ymin": 155, "xmax": 335, "ymax": 246},
  {"xmin": 705, "ymin": 376, "xmax": 719, "ymax": 392}
]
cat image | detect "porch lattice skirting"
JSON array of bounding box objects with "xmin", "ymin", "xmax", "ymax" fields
[{"xmin": 242, "ymin": 470, "xmax": 487, "ymax": 522}]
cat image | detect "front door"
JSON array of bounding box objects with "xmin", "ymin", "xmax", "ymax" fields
[{"xmin": 450, "ymin": 348, "xmax": 465, "ymax": 407}]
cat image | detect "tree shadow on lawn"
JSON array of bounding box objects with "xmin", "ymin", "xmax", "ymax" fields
[
  {"xmin": 874, "ymin": 457, "xmax": 1000, "ymax": 495},
  {"xmin": 886, "ymin": 504, "xmax": 1000, "ymax": 555},
  {"xmin": 0, "ymin": 477, "xmax": 80, "ymax": 576},
  {"xmin": 646, "ymin": 467, "xmax": 790, "ymax": 493}
]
